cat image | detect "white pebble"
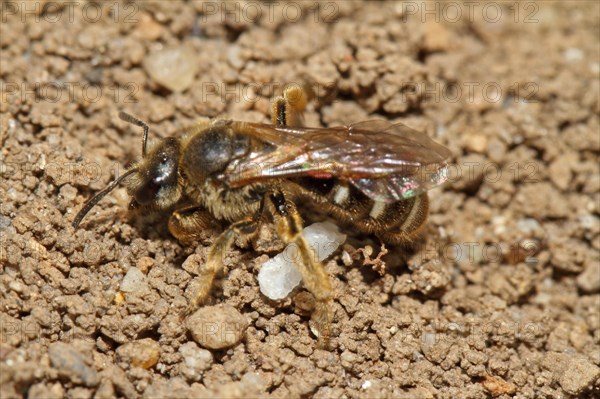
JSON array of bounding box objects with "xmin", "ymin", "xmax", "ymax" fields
[
  {"xmin": 120, "ymin": 267, "xmax": 147, "ymax": 293},
  {"xmin": 227, "ymin": 45, "xmax": 245, "ymax": 69},
  {"xmin": 178, "ymin": 342, "xmax": 213, "ymax": 381},
  {"xmin": 517, "ymin": 218, "xmax": 541, "ymax": 233},
  {"xmin": 563, "ymin": 47, "xmax": 583, "ymax": 62},
  {"xmin": 579, "ymin": 214, "xmax": 597, "ymax": 229},
  {"xmin": 341, "ymin": 251, "xmax": 353, "ymax": 266},
  {"xmin": 9, "ymin": 281, "xmax": 23, "ymax": 293},
  {"xmin": 258, "ymin": 222, "xmax": 346, "ymax": 300},
  {"xmin": 143, "ymin": 46, "xmax": 198, "ymax": 92}
]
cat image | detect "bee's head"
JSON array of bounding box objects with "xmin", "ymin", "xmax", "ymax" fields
[
  {"xmin": 72, "ymin": 113, "xmax": 182, "ymax": 228},
  {"xmin": 127, "ymin": 137, "xmax": 182, "ymax": 209}
]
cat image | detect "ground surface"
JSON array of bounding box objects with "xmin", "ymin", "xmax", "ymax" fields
[{"xmin": 1, "ymin": 1, "xmax": 599, "ymax": 398}]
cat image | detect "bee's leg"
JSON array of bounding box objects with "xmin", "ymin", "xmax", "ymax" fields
[
  {"xmin": 168, "ymin": 206, "xmax": 218, "ymax": 243},
  {"xmin": 264, "ymin": 191, "xmax": 333, "ymax": 345},
  {"xmin": 182, "ymin": 216, "xmax": 258, "ymax": 317},
  {"xmin": 271, "ymin": 85, "xmax": 308, "ymax": 127}
]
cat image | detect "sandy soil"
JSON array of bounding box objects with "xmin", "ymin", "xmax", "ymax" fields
[{"xmin": 1, "ymin": 1, "xmax": 599, "ymax": 398}]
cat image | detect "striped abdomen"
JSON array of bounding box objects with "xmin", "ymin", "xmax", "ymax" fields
[{"xmin": 289, "ymin": 177, "xmax": 429, "ymax": 245}]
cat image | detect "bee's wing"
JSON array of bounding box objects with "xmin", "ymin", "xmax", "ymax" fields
[{"xmin": 224, "ymin": 120, "xmax": 451, "ymax": 202}]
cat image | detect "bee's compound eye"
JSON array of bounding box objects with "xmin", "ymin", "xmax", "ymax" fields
[
  {"xmin": 153, "ymin": 156, "xmax": 177, "ymax": 185},
  {"xmin": 134, "ymin": 138, "xmax": 181, "ymax": 206},
  {"xmin": 133, "ymin": 180, "xmax": 160, "ymax": 205}
]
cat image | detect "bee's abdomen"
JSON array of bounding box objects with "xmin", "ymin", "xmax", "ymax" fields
[
  {"xmin": 374, "ymin": 194, "xmax": 429, "ymax": 245},
  {"xmin": 290, "ymin": 177, "xmax": 429, "ymax": 245}
]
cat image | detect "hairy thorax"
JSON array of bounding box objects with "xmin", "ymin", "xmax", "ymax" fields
[{"xmin": 184, "ymin": 179, "xmax": 266, "ymax": 222}]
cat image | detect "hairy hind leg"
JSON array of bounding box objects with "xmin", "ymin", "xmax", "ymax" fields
[
  {"xmin": 272, "ymin": 85, "xmax": 308, "ymax": 127},
  {"xmin": 181, "ymin": 217, "xmax": 258, "ymax": 317},
  {"xmin": 263, "ymin": 190, "xmax": 333, "ymax": 345}
]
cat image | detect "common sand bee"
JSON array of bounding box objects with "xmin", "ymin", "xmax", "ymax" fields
[{"xmin": 72, "ymin": 86, "xmax": 451, "ymax": 345}]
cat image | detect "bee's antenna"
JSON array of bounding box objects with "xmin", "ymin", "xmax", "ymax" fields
[
  {"xmin": 119, "ymin": 111, "xmax": 149, "ymax": 157},
  {"xmin": 72, "ymin": 168, "xmax": 137, "ymax": 228}
]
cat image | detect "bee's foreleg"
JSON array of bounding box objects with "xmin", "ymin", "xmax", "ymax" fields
[
  {"xmin": 271, "ymin": 85, "xmax": 307, "ymax": 127},
  {"xmin": 181, "ymin": 216, "xmax": 258, "ymax": 318},
  {"xmin": 264, "ymin": 191, "xmax": 333, "ymax": 346}
]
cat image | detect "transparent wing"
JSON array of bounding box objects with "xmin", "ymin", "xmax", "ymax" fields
[{"xmin": 223, "ymin": 120, "xmax": 451, "ymax": 202}]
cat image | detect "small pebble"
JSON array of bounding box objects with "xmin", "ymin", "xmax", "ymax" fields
[
  {"xmin": 563, "ymin": 47, "xmax": 583, "ymax": 62},
  {"xmin": 94, "ymin": 379, "xmax": 115, "ymax": 399},
  {"xmin": 27, "ymin": 382, "xmax": 64, "ymax": 399},
  {"xmin": 481, "ymin": 375, "xmax": 517, "ymax": 396},
  {"xmin": 187, "ymin": 305, "xmax": 248, "ymax": 350},
  {"xmin": 178, "ymin": 342, "xmax": 213, "ymax": 381},
  {"xmin": 258, "ymin": 256, "xmax": 302, "ymax": 301},
  {"xmin": 576, "ymin": 261, "xmax": 600, "ymax": 293},
  {"xmin": 516, "ymin": 218, "xmax": 542, "ymax": 234},
  {"xmin": 59, "ymin": 185, "xmax": 77, "ymax": 202},
  {"xmin": 548, "ymin": 156, "xmax": 573, "ymax": 191},
  {"xmin": 136, "ymin": 256, "xmax": 155, "ymax": 274},
  {"xmin": 341, "ymin": 250, "xmax": 353, "ymax": 266},
  {"xmin": 486, "ymin": 137, "xmax": 507, "ymax": 162},
  {"xmin": 181, "ymin": 254, "xmax": 203, "ymax": 274},
  {"xmin": 8, "ymin": 281, "xmax": 23, "ymax": 293},
  {"xmin": 258, "ymin": 222, "xmax": 346, "ymax": 300},
  {"xmin": 423, "ymin": 21, "xmax": 449, "ymax": 52},
  {"xmin": 143, "ymin": 46, "xmax": 198, "ymax": 92},
  {"xmin": 48, "ymin": 342, "xmax": 99, "ymax": 387},
  {"xmin": 542, "ymin": 352, "xmax": 600, "ymax": 395},
  {"xmin": 114, "ymin": 292, "xmax": 125, "ymax": 304},
  {"xmin": 120, "ymin": 267, "xmax": 147, "ymax": 293},
  {"xmin": 116, "ymin": 338, "xmax": 161, "ymax": 369},
  {"xmin": 227, "ymin": 45, "xmax": 246, "ymax": 69},
  {"xmin": 134, "ymin": 13, "xmax": 164, "ymax": 40},
  {"xmin": 462, "ymin": 133, "xmax": 488, "ymax": 154}
]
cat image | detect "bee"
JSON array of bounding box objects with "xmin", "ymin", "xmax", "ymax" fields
[{"xmin": 72, "ymin": 86, "xmax": 451, "ymax": 345}]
